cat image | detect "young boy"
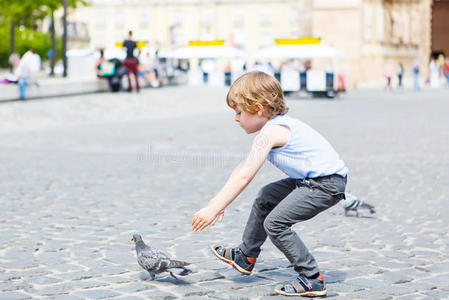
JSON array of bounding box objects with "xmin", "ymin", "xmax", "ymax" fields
[{"xmin": 192, "ymin": 71, "xmax": 347, "ymax": 297}]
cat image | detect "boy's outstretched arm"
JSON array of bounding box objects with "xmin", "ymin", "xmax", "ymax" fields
[{"xmin": 192, "ymin": 125, "xmax": 289, "ymax": 232}]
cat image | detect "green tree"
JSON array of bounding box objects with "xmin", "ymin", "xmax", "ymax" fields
[
  {"xmin": 0, "ymin": 0, "xmax": 87, "ymax": 71},
  {"xmin": 0, "ymin": 0, "xmax": 47, "ymax": 54},
  {"xmin": 39, "ymin": 0, "xmax": 88, "ymax": 75}
]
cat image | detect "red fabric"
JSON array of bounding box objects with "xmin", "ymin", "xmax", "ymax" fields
[
  {"xmin": 444, "ymin": 63, "xmax": 449, "ymax": 74},
  {"xmin": 246, "ymin": 257, "xmax": 257, "ymax": 264},
  {"xmin": 124, "ymin": 58, "xmax": 140, "ymax": 91}
]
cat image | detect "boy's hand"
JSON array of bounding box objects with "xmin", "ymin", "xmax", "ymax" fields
[
  {"xmin": 192, "ymin": 206, "xmax": 221, "ymax": 232},
  {"xmin": 210, "ymin": 210, "xmax": 224, "ymax": 226}
]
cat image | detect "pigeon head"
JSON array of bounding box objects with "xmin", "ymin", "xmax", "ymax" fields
[{"xmin": 131, "ymin": 234, "xmax": 143, "ymax": 243}]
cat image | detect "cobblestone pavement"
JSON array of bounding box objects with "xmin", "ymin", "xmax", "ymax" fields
[{"xmin": 1, "ymin": 87, "xmax": 448, "ymax": 300}]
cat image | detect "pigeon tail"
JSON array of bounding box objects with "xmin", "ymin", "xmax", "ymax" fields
[
  {"xmin": 360, "ymin": 202, "xmax": 376, "ymax": 214},
  {"xmin": 178, "ymin": 267, "xmax": 192, "ymax": 276}
]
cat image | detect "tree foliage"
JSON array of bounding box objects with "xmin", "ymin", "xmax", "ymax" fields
[
  {"xmin": 0, "ymin": 26, "xmax": 63, "ymax": 68},
  {"xmin": 0, "ymin": 0, "xmax": 88, "ymax": 67}
]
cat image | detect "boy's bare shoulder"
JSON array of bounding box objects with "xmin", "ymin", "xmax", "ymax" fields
[{"xmin": 259, "ymin": 124, "xmax": 290, "ymax": 148}]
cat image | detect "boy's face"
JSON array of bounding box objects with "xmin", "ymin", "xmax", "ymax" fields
[{"xmin": 234, "ymin": 105, "xmax": 268, "ymax": 134}]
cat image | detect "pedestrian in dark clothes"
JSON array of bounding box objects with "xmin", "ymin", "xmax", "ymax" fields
[{"xmin": 123, "ymin": 30, "xmax": 140, "ymax": 92}]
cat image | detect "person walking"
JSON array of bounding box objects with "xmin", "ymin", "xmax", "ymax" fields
[
  {"xmin": 384, "ymin": 61, "xmax": 394, "ymax": 91},
  {"xmin": 123, "ymin": 30, "xmax": 140, "ymax": 92},
  {"xmin": 412, "ymin": 59, "xmax": 421, "ymax": 91},
  {"xmin": 429, "ymin": 57, "xmax": 439, "ymax": 88},
  {"xmin": 444, "ymin": 58, "xmax": 449, "ymax": 88},
  {"xmin": 397, "ymin": 63, "xmax": 404, "ymax": 90}
]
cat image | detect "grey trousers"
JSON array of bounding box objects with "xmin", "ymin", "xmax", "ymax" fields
[{"xmin": 239, "ymin": 174, "xmax": 346, "ymax": 277}]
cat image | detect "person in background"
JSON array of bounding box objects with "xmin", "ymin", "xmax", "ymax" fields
[
  {"xmin": 429, "ymin": 57, "xmax": 439, "ymax": 88},
  {"xmin": 444, "ymin": 58, "xmax": 449, "ymax": 88},
  {"xmin": 412, "ymin": 59, "xmax": 421, "ymax": 91},
  {"xmin": 139, "ymin": 52, "xmax": 161, "ymax": 88},
  {"xmin": 397, "ymin": 63, "xmax": 404, "ymax": 90},
  {"xmin": 437, "ymin": 54, "xmax": 445, "ymax": 77},
  {"xmin": 384, "ymin": 61, "xmax": 394, "ymax": 91},
  {"xmin": 8, "ymin": 50, "xmax": 40, "ymax": 100},
  {"xmin": 123, "ymin": 30, "xmax": 140, "ymax": 92},
  {"xmin": 94, "ymin": 49, "xmax": 116, "ymax": 91}
]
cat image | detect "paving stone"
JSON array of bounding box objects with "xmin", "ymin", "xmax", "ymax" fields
[
  {"xmin": 182, "ymin": 296, "xmax": 216, "ymax": 300},
  {"xmin": 37, "ymin": 280, "xmax": 108, "ymax": 296},
  {"xmin": 0, "ymin": 291, "xmax": 33, "ymax": 300},
  {"xmin": 74, "ymin": 289, "xmax": 121, "ymax": 299},
  {"xmin": 45, "ymin": 295, "xmax": 85, "ymax": 300},
  {"xmin": 327, "ymin": 282, "xmax": 365, "ymax": 293},
  {"xmin": 395, "ymin": 294, "xmax": 437, "ymax": 300},
  {"xmin": 98, "ymin": 276, "xmax": 135, "ymax": 284},
  {"xmin": 422, "ymin": 289, "xmax": 449, "ymax": 299},
  {"xmin": 109, "ymin": 297, "xmax": 146, "ymax": 300},
  {"xmin": 140, "ymin": 290, "xmax": 177, "ymax": 300},
  {"xmin": 28, "ymin": 275, "xmax": 63, "ymax": 285},
  {"xmin": 182, "ymin": 270, "xmax": 225, "ymax": 283},
  {"xmin": 351, "ymin": 289, "xmax": 393, "ymax": 300},
  {"xmin": 112, "ymin": 281, "xmax": 156, "ymax": 293}
]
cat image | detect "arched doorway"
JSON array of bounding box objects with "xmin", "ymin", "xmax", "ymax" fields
[{"xmin": 432, "ymin": 0, "xmax": 449, "ymax": 57}]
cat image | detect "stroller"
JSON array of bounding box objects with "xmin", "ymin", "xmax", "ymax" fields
[{"xmin": 107, "ymin": 58, "xmax": 127, "ymax": 92}]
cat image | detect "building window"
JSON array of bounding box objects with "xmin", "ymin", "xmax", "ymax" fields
[
  {"xmin": 140, "ymin": 11, "xmax": 150, "ymax": 28},
  {"xmin": 201, "ymin": 9, "xmax": 214, "ymax": 27},
  {"xmin": 172, "ymin": 9, "xmax": 183, "ymax": 26},
  {"xmin": 290, "ymin": 6, "xmax": 299, "ymax": 25},
  {"xmin": 376, "ymin": 4, "xmax": 384, "ymax": 42},
  {"xmin": 259, "ymin": 33, "xmax": 273, "ymax": 48},
  {"xmin": 260, "ymin": 9, "xmax": 272, "ymax": 26},
  {"xmin": 234, "ymin": 32, "xmax": 245, "ymax": 49},
  {"xmin": 95, "ymin": 13, "xmax": 106, "ymax": 29},
  {"xmin": 115, "ymin": 11, "xmax": 124, "ymax": 29},
  {"xmin": 364, "ymin": 4, "xmax": 372, "ymax": 42},
  {"xmin": 233, "ymin": 9, "xmax": 245, "ymax": 27},
  {"xmin": 200, "ymin": 30, "xmax": 214, "ymax": 41},
  {"xmin": 290, "ymin": 31, "xmax": 300, "ymax": 39},
  {"xmin": 95, "ymin": 36, "xmax": 105, "ymax": 48}
]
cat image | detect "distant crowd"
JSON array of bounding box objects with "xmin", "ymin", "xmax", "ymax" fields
[
  {"xmin": 384, "ymin": 54, "xmax": 449, "ymax": 91},
  {"xmin": 94, "ymin": 30, "xmax": 182, "ymax": 93}
]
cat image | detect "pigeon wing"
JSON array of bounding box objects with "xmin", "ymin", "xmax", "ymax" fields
[
  {"xmin": 168, "ymin": 259, "xmax": 190, "ymax": 269},
  {"xmin": 137, "ymin": 251, "xmax": 160, "ymax": 272}
]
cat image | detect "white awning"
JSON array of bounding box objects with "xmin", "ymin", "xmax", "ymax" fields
[
  {"xmin": 252, "ymin": 44, "xmax": 346, "ymax": 59},
  {"xmin": 161, "ymin": 46, "xmax": 247, "ymax": 59}
]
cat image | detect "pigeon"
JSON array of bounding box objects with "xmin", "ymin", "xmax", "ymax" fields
[
  {"xmin": 340, "ymin": 193, "xmax": 376, "ymax": 217},
  {"xmin": 131, "ymin": 234, "xmax": 192, "ymax": 280}
]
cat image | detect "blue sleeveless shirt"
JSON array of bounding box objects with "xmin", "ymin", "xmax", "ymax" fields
[{"xmin": 265, "ymin": 115, "xmax": 347, "ymax": 179}]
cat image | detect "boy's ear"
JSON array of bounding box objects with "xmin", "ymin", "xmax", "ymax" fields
[{"xmin": 255, "ymin": 103, "xmax": 265, "ymax": 116}]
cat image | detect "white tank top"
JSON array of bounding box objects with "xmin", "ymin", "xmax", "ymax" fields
[{"xmin": 265, "ymin": 114, "xmax": 347, "ymax": 179}]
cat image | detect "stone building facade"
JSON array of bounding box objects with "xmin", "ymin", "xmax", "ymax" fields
[
  {"xmin": 310, "ymin": 0, "xmax": 432, "ymax": 87},
  {"xmin": 67, "ymin": 0, "xmax": 435, "ymax": 87}
]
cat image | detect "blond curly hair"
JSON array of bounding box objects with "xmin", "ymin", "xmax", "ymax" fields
[{"xmin": 226, "ymin": 71, "xmax": 288, "ymax": 118}]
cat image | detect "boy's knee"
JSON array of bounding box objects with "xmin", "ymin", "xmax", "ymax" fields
[
  {"xmin": 263, "ymin": 215, "xmax": 283, "ymax": 236},
  {"xmin": 254, "ymin": 186, "xmax": 276, "ymax": 210}
]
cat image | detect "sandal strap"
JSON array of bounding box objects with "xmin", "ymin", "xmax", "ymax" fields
[
  {"xmin": 292, "ymin": 280, "xmax": 305, "ymax": 292},
  {"xmin": 297, "ymin": 275, "xmax": 312, "ymax": 291},
  {"xmin": 282, "ymin": 283, "xmax": 298, "ymax": 293},
  {"xmin": 282, "ymin": 276, "xmax": 312, "ymax": 293},
  {"xmin": 215, "ymin": 246, "xmax": 235, "ymax": 260},
  {"xmin": 223, "ymin": 247, "xmax": 234, "ymax": 260}
]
